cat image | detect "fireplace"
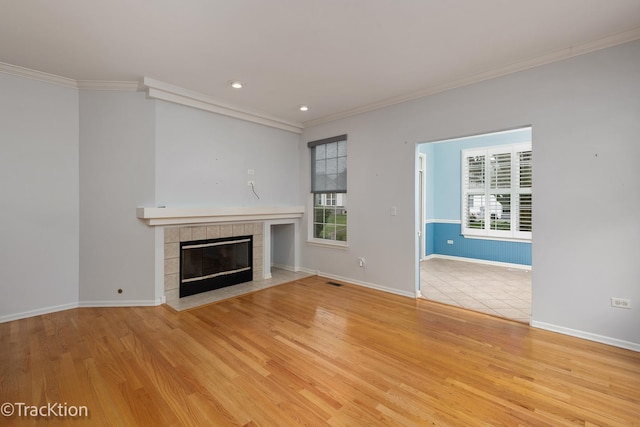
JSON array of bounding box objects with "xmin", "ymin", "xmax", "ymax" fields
[
  {"xmin": 180, "ymin": 235, "xmax": 253, "ymax": 297},
  {"xmin": 163, "ymin": 222, "xmax": 264, "ymax": 302}
]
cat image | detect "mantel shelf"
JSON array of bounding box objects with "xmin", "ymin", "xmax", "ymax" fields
[{"xmin": 137, "ymin": 206, "xmax": 305, "ymax": 226}]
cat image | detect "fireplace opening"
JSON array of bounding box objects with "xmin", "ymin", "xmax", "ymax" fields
[{"xmin": 180, "ymin": 235, "xmax": 253, "ymax": 298}]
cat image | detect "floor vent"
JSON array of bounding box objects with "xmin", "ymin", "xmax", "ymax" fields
[{"xmin": 326, "ymin": 281, "xmax": 343, "ymax": 287}]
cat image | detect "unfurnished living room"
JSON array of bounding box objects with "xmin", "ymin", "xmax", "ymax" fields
[{"xmin": 1, "ymin": 1, "xmax": 639, "ymax": 425}]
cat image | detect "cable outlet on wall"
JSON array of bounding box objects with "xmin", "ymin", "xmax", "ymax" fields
[
  {"xmin": 611, "ymin": 297, "xmax": 631, "ymax": 309},
  {"xmin": 358, "ymin": 257, "xmax": 366, "ymax": 267},
  {"xmin": 247, "ymin": 180, "xmax": 255, "ymax": 187}
]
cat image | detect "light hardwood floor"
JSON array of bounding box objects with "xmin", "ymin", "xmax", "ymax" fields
[{"xmin": 1, "ymin": 276, "xmax": 639, "ymax": 426}]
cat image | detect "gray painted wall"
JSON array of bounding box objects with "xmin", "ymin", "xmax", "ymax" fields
[
  {"xmin": 79, "ymin": 91, "xmax": 156, "ymax": 304},
  {"xmin": 0, "ymin": 74, "xmax": 79, "ymax": 320},
  {"xmin": 155, "ymin": 100, "xmax": 300, "ymax": 207},
  {"xmin": 300, "ymin": 40, "xmax": 640, "ymax": 348},
  {"xmin": 77, "ymin": 96, "xmax": 302, "ymax": 304},
  {"xmin": 272, "ymin": 223, "xmax": 296, "ymax": 268}
]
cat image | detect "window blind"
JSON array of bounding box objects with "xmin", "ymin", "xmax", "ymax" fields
[
  {"xmin": 516, "ymin": 149, "xmax": 533, "ymax": 232},
  {"xmin": 461, "ymin": 143, "xmax": 532, "ymax": 240},
  {"xmin": 308, "ymin": 134, "xmax": 347, "ymax": 193}
]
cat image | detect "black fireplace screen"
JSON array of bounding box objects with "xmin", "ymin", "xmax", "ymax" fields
[{"xmin": 180, "ymin": 235, "xmax": 253, "ymax": 297}]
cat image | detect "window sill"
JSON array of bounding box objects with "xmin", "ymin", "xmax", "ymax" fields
[
  {"xmin": 306, "ymin": 239, "xmax": 349, "ymax": 250},
  {"xmin": 462, "ymin": 234, "xmax": 531, "ymax": 244}
]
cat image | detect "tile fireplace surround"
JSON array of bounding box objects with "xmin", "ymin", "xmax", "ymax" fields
[{"xmin": 163, "ymin": 222, "xmax": 264, "ymax": 302}]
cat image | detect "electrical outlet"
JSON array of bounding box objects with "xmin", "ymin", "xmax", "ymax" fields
[
  {"xmin": 247, "ymin": 180, "xmax": 255, "ymax": 187},
  {"xmin": 611, "ymin": 298, "xmax": 631, "ymax": 309},
  {"xmin": 247, "ymin": 169, "xmax": 255, "ymax": 175},
  {"xmin": 447, "ymin": 240, "xmax": 454, "ymax": 245}
]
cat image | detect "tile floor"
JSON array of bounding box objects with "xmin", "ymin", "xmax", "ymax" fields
[
  {"xmin": 166, "ymin": 268, "xmax": 313, "ymax": 311},
  {"xmin": 420, "ymin": 258, "xmax": 531, "ymax": 323}
]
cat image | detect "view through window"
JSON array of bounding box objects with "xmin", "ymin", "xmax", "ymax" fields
[
  {"xmin": 462, "ymin": 142, "xmax": 532, "ymax": 240},
  {"xmin": 308, "ymin": 135, "xmax": 347, "ymax": 242},
  {"xmin": 314, "ymin": 192, "xmax": 347, "ymax": 241}
]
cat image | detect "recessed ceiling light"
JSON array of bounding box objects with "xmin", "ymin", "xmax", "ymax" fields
[
  {"xmin": 229, "ymin": 81, "xmax": 243, "ymax": 89},
  {"xmin": 299, "ymin": 105, "xmax": 309, "ymax": 112}
]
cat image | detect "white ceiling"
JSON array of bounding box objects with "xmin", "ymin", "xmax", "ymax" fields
[{"xmin": 1, "ymin": 0, "xmax": 640, "ymax": 127}]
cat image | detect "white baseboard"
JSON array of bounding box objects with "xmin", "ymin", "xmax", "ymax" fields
[
  {"xmin": 78, "ymin": 299, "xmax": 163, "ymax": 308},
  {"xmin": 271, "ymin": 263, "xmax": 295, "ymax": 272},
  {"xmin": 423, "ymin": 254, "xmax": 531, "ymax": 271},
  {"xmin": 269, "ymin": 265, "xmax": 317, "ymax": 278},
  {"xmin": 0, "ymin": 298, "xmax": 165, "ymax": 323},
  {"xmin": 317, "ymin": 271, "xmax": 416, "ymax": 299},
  {"xmin": 0, "ymin": 302, "xmax": 80, "ymax": 323},
  {"xmin": 531, "ymin": 321, "xmax": 640, "ymax": 352},
  {"xmin": 297, "ymin": 267, "xmax": 319, "ymax": 275}
]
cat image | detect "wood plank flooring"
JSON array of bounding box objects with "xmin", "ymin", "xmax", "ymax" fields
[{"xmin": 1, "ymin": 276, "xmax": 639, "ymax": 426}]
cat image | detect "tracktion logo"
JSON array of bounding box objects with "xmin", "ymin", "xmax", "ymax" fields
[{"xmin": 2, "ymin": 402, "xmax": 89, "ymax": 418}]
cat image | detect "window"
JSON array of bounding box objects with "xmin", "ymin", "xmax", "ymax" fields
[
  {"xmin": 324, "ymin": 193, "xmax": 337, "ymax": 206},
  {"xmin": 308, "ymin": 135, "xmax": 347, "ymax": 243},
  {"xmin": 462, "ymin": 142, "xmax": 531, "ymax": 240}
]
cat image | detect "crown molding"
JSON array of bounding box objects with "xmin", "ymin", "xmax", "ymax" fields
[
  {"xmin": 0, "ymin": 62, "xmax": 141, "ymax": 92},
  {"xmin": 303, "ymin": 26, "xmax": 640, "ymax": 128},
  {"xmin": 142, "ymin": 77, "xmax": 304, "ymax": 135},
  {"xmin": 77, "ymin": 80, "xmax": 141, "ymax": 91},
  {"xmin": 0, "ymin": 61, "xmax": 78, "ymax": 88}
]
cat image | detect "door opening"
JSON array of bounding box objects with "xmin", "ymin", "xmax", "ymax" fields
[{"xmin": 416, "ymin": 126, "xmax": 533, "ymax": 323}]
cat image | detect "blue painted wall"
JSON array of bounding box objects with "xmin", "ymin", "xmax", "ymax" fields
[
  {"xmin": 425, "ymin": 222, "xmax": 435, "ymax": 256},
  {"xmin": 420, "ymin": 128, "xmax": 532, "ymax": 266},
  {"xmin": 430, "ymin": 222, "xmax": 531, "ymax": 265}
]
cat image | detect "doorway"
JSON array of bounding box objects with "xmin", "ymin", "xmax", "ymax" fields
[{"xmin": 417, "ymin": 127, "xmax": 532, "ymax": 323}]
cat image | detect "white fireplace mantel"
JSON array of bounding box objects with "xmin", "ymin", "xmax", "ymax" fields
[{"xmin": 136, "ymin": 206, "xmax": 305, "ymax": 226}]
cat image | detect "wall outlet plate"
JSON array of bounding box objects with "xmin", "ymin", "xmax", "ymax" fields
[{"xmin": 611, "ymin": 297, "xmax": 631, "ymax": 309}]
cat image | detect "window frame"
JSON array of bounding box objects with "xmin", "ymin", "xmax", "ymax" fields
[
  {"xmin": 461, "ymin": 142, "xmax": 532, "ymax": 241},
  {"xmin": 307, "ymin": 135, "xmax": 348, "ymax": 247}
]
